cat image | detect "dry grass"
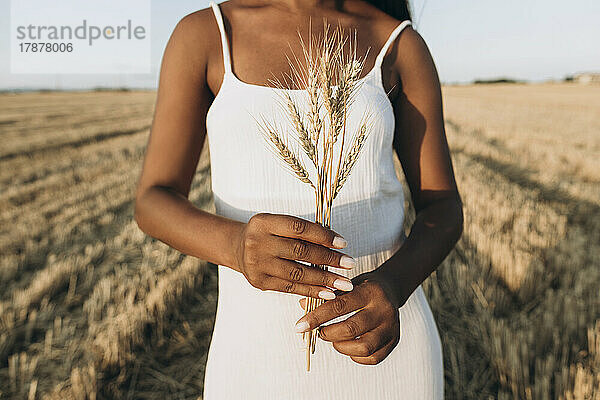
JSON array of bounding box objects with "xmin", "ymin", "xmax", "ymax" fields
[
  {"xmin": 0, "ymin": 82, "xmax": 598, "ymax": 398},
  {"xmin": 0, "ymin": 91, "xmax": 215, "ymax": 399},
  {"xmin": 417, "ymin": 82, "xmax": 600, "ymax": 399}
]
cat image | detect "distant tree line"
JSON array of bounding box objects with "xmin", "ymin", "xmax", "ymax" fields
[{"xmin": 472, "ymin": 77, "xmax": 525, "ymax": 84}]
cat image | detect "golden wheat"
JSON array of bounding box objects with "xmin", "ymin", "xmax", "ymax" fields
[{"xmin": 252, "ymin": 20, "xmax": 377, "ymax": 367}]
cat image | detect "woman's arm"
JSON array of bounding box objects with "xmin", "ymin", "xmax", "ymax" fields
[
  {"xmin": 375, "ymin": 24, "xmax": 464, "ymax": 308},
  {"xmin": 134, "ymin": 11, "xmax": 245, "ymax": 271},
  {"xmin": 134, "ymin": 10, "xmax": 357, "ymax": 300}
]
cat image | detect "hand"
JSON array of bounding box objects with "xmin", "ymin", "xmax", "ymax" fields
[
  {"xmin": 296, "ymin": 270, "xmax": 401, "ymax": 365},
  {"xmin": 233, "ymin": 212, "xmax": 357, "ymax": 300}
]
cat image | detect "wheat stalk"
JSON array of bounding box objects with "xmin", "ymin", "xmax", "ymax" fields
[{"xmin": 252, "ymin": 18, "xmax": 375, "ymax": 371}]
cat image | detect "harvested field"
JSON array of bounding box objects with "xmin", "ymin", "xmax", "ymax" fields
[{"xmin": 0, "ymin": 83, "xmax": 598, "ymax": 399}]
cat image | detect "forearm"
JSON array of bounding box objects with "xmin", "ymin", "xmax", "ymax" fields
[
  {"xmin": 134, "ymin": 186, "xmax": 245, "ymax": 272},
  {"xmin": 376, "ymin": 195, "xmax": 464, "ymax": 308}
]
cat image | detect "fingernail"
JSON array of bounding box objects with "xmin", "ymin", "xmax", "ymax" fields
[
  {"xmin": 332, "ymin": 235, "xmax": 347, "ymax": 249},
  {"xmin": 333, "ymin": 278, "xmax": 353, "ymax": 291},
  {"xmin": 339, "ymin": 255, "xmax": 356, "ymax": 269},
  {"xmin": 295, "ymin": 320, "xmax": 310, "ymax": 333},
  {"xmin": 318, "ymin": 290, "xmax": 336, "ymax": 300}
]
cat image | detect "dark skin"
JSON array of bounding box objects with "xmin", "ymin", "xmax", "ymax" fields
[{"xmin": 134, "ymin": 0, "xmax": 463, "ymax": 366}]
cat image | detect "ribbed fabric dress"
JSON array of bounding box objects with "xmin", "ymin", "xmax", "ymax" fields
[{"xmin": 203, "ymin": 1, "xmax": 444, "ymax": 398}]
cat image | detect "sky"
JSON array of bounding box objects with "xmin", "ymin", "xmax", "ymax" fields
[{"xmin": 0, "ymin": 0, "xmax": 598, "ymax": 90}]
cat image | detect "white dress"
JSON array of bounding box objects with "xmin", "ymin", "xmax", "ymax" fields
[{"xmin": 203, "ymin": 1, "xmax": 444, "ymax": 398}]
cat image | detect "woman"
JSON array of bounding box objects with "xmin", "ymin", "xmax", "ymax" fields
[{"xmin": 134, "ymin": 0, "xmax": 463, "ymax": 398}]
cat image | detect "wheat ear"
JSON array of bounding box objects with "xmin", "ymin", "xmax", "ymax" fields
[
  {"xmin": 251, "ymin": 113, "xmax": 315, "ymax": 190},
  {"xmin": 332, "ymin": 109, "xmax": 376, "ymax": 199}
]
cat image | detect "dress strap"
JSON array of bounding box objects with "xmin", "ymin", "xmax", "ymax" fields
[
  {"xmin": 374, "ymin": 20, "xmax": 412, "ymax": 69},
  {"xmin": 209, "ymin": 1, "xmax": 232, "ymax": 74}
]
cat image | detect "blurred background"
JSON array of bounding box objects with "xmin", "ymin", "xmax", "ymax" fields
[{"xmin": 0, "ymin": 0, "xmax": 598, "ymax": 398}]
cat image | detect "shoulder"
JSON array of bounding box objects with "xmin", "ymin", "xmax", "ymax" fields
[
  {"xmin": 360, "ymin": 0, "xmax": 426, "ymax": 70},
  {"xmin": 388, "ymin": 22, "xmax": 440, "ymax": 100},
  {"xmin": 161, "ymin": 6, "xmax": 223, "ymax": 74},
  {"xmin": 356, "ymin": 2, "xmax": 435, "ymax": 99},
  {"xmin": 170, "ymin": 6, "xmax": 219, "ymax": 48},
  {"xmin": 346, "ymin": 1, "xmax": 429, "ymax": 67},
  {"xmin": 357, "ymin": 2, "xmax": 426, "ymax": 73},
  {"xmin": 391, "ymin": 23, "xmax": 431, "ymax": 67}
]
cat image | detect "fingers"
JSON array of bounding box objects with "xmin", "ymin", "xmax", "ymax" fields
[
  {"xmin": 265, "ymin": 258, "xmax": 354, "ymax": 292},
  {"xmin": 294, "ymin": 291, "xmax": 366, "ymax": 333},
  {"xmin": 263, "ymin": 276, "xmax": 336, "ymax": 300},
  {"xmin": 330, "ymin": 324, "xmax": 396, "ymax": 357},
  {"xmin": 274, "ymin": 236, "xmax": 356, "ymax": 269},
  {"xmin": 298, "ymin": 296, "xmax": 400, "ymax": 365},
  {"xmin": 252, "ymin": 213, "xmax": 348, "ymax": 250},
  {"xmin": 317, "ymin": 308, "xmax": 379, "ymax": 342},
  {"xmin": 348, "ymin": 333, "xmax": 400, "ymax": 365}
]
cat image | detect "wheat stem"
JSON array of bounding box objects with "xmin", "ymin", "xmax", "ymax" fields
[{"xmin": 252, "ymin": 18, "xmax": 373, "ymax": 371}]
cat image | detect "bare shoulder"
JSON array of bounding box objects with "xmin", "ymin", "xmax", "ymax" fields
[
  {"xmin": 392, "ymin": 25, "xmax": 433, "ymax": 70},
  {"xmin": 389, "ymin": 23, "xmax": 441, "ymax": 99},
  {"xmin": 173, "ymin": 6, "xmax": 217, "ymax": 39},
  {"xmin": 354, "ymin": 0, "xmax": 431, "ymax": 76},
  {"xmin": 351, "ymin": 1, "xmax": 436, "ymax": 99},
  {"xmin": 163, "ymin": 6, "xmax": 221, "ymax": 70}
]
